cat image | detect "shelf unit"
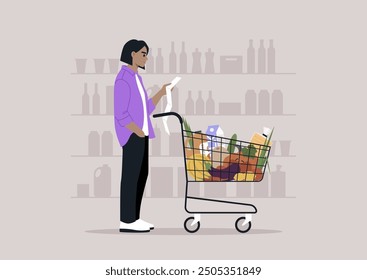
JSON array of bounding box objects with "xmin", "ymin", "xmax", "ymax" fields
[{"xmin": 71, "ymin": 48, "xmax": 296, "ymax": 200}]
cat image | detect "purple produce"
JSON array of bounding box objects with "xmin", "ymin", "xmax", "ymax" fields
[{"xmin": 208, "ymin": 163, "xmax": 240, "ymax": 181}]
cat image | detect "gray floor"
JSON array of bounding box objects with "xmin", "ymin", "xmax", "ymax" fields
[{"xmin": 2, "ymin": 197, "xmax": 366, "ymax": 260}]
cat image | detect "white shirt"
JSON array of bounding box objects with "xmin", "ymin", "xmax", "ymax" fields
[{"xmin": 135, "ymin": 74, "xmax": 149, "ymax": 136}]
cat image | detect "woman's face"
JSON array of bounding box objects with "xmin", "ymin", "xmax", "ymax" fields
[{"xmin": 132, "ymin": 46, "xmax": 148, "ymax": 69}]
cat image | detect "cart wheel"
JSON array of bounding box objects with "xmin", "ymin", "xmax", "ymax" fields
[
  {"xmin": 235, "ymin": 217, "xmax": 252, "ymax": 233},
  {"xmin": 184, "ymin": 217, "xmax": 200, "ymax": 233}
]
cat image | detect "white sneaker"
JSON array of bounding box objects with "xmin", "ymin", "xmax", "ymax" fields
[
  {"xmin": 137, "ymin": 219, "xmax": 154, "ymax": 230},
  {"xmin": 119, "ymin": 220, "xmax": 150, "ymax": 233}
]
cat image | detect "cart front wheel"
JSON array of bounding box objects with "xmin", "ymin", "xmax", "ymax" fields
[
  {"xmin": 235, "ymin": 217, "xmax": 252, "ymax": 233},
  {"xmin": 184, "ymin": 217, "xmax": 200, "ymax": 233}
]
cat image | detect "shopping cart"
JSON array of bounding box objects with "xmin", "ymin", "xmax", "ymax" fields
[{"xmin": 153, "ymin": 112, "xmax": 271, "ymax": 233}]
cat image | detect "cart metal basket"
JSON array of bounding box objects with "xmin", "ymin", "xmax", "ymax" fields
[{"xmin": 153, "ymin": 112, "xmax": 271, "ymax": 233}]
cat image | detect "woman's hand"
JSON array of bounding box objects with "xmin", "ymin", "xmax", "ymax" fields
[
  {"xmin": 135, "ymin": 129, "xmax": 145, "ymax": 138},
  {"xmin": 152, "ymin": 83, "xmax": 174, "ymax": 106},
  {"xmin": 126, "ymin": 122, "xmax": 145, "ymax": 138},
  {"xmin": 158, "ymin": 83, "xmax": 173, "ymax": 96}
]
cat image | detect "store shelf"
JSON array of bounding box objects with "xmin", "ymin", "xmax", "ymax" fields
[
  {"xmin": 71, "ymin": 196, "xmax": 297, "ymax": 199},
  {"xmin": 71, "ymin": 155, "xmax": 120, "ymax": 158},
  {"xmin": 70, "ymin": 113, "xmax": 296, "ymax": 117},
  {"xmin": 71, "ymin": 114, "xmax": 113, "ymax": 116},
  {"xmin": 70, "ymin": 154, "xmax": 295, "ymax": 159},
  {"xmin": 71, "ymin": 72, "xmax": 297, "ymax": 76}
]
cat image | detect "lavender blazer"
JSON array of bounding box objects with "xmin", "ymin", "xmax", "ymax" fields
[{"xmin": 114, "ymin": 65, "xmax": 156, "ymax": 147}]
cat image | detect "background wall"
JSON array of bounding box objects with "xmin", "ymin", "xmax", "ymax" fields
[{"xmin": 0, "ymin": 0, "xmax": 366, "ymax": 259}]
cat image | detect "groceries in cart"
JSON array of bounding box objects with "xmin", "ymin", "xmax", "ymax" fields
[{"xmin": 183, "ymin": 119, "xmax": 273, "ymax": 182}]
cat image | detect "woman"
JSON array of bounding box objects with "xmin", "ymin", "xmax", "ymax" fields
[{"xmin": 114, "ymin": 39, "xmax": 171, "ymax": 232}]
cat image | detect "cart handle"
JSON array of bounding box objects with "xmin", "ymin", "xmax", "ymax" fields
[{"xmin": 153, "ymin": 112, "xmax": 183, "ymax": 124}]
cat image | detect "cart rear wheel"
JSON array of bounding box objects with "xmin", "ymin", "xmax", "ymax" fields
[
  {"xmin": 235, "ymin": 217, "xmax": 252, "ymax": 233},
  {"xmin": 184, "ymin": 217, "xmax": 200, "ymax": 233}
]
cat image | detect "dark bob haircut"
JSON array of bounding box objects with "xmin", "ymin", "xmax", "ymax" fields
[{"xmin": 120, "ymin": 39, "xmax": 149, "ymax": 68}]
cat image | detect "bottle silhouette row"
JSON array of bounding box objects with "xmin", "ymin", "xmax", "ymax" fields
[
  {"xmin": 245, "ymin": 89, "xmax": 284, "ymax": 115},
  {"xmin": 74, "ymin": 39, "xmax": 277, "ymax": 75},
  {"xmin": 182, "ymin": 89, "xmax": 284, "ymax": 115},
  {"xmin": 144, "ymin": 40, "xmax": 276, "ymax": 74},
  {"xmin": 88, "ymin": 131, "xmax": 113, "ymax": 156},
  {"xmin": 82, "ymin": 83, "xmax": 114, "ymax": 115},
  {"xmin": 146, "ymin": 42, "xmax": 216, "ymax": 74},
  {"xmin": 185, "ymin": 90, "xmax": 215, "ymax": 115},
  {"xmin": 247, "ymin": 39, "xmax": 275, "ymax": 74},
  {"xmin": 76, "ymin": 164, "xmax": 112, "ymax": 198}
]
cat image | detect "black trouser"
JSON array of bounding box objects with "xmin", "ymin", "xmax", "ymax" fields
[{"xmin": 120, "ymin": 134, "xmax": 149, "ymax": 223}]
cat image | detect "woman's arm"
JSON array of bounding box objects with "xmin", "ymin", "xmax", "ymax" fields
[{"xmin": 151, "ymin": 83, "xmax": 172, "ymax": 106}]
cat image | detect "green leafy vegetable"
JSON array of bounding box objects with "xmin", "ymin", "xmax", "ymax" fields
[
  {"xmin": 183, "ymin": 118, "xmax": 193, "ymax": 148},
  {"xmin": 228, "ymin": 134, "xmax": 237, "ymax": 154},
  {"xmin": 241, "ymin": 144, "xmax": 257, "ymax": 158},
  {"xmin": 204, "ymin": 162, "xmax": 212, "ymax": 171}
]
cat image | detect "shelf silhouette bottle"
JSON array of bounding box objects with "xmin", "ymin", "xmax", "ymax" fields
[
  {"xmin": 258, "ymin": 39, "xmax": 266, "ymax": 74},
  {"xmin": 192, "ymin": 48, "xmax": 202, "ymax": 74},
  {"xmin": 162, "ymin": 86, "xmax": 179, "ymax": 113},
  {"xmin": 185, "ymin": 90, "xmax": 195, "ymax": 115},
  {"xmin": 179, "ymin": 41, "xmax": 187, "ymax": 74},
  {"xmin": 82, "ymin": 83, "xmax": 89, "ymax": 115},
  {"xmin": 267, "ymin": 39, "xmax": 275, "ymax": 73},
  {"xmin": 146, "ymin": 48, "xmax": 154, "ymax": 73},
  {"xmin": 204, "ymin": 48, "xmax": 215, "ymax": 74},
  {"xmin": 271, "ymin": 165, "xmax": 286, "ymax": 197},
  {"xmin": 245, "ymin": 89, "xmax": 257, "ymax": 115},
  {"xmin": 156, "ymin": 48, "xmax": 164, "ymax": 74},
  {"xmin": 272, "ymin": 89, "xmax": 283, "ymax": 115},
  {"xmin": 105, "ymin": 85, "xmax": 114, "ymax": 115},
  {"xmin": 169, "ymin": 42, "xmax": 177, "ymax": 74},
  {"xmin": 172, "ymin": 87, "xmax": 179, "ymax": 112},
  {"xmin": 92, "ymin": 83, "xmax": 100, "ymax": 115},
  {"xmin": 258, "ymin": 89, "xmax": 270, "ymax": 115},
  {"xmin": 247, "ymin": 39, "xmax": 255, "ymax": 74},
  {"xmin": 196, "ymin": 90, "xmax": 205, "ymax": 115},
  {"xmin": 101, "ymin": 131, "xmax": 113, "ymax": 156},
  {"xmin": 206, "ymin": 90, "xmax": 215, "ymax": 115}
]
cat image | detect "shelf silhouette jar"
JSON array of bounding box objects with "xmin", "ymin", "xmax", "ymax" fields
[
  {"xmin": 204, "ymin": 48, "xmax": 215, "ymax": 74},
  {"xmin": 192, "ymin": 48, "xmax": 202, "ymax": 74},
  {"xmin": 245, "ymin": 89, "xmax": 257, "ymax": 115},
  {"xmin": 88, "ymin": 131, "xmax": 100, "ymax": 156},
  {"xmin": 272, "ymin": 89, "xmax": 283, "ymax": 115},
  {"xmin": 101, "ymin": 131, "xmax": 113, "ymax": 156},
  {"xmin": 258, "ymin": 89, "xmax": 270, "ymax": 115},
  {"xmin": 94, "ymin": 164, "xmax": 111, "ymax": 197}
]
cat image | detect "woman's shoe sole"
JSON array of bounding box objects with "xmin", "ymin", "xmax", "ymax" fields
[{"xmin": 119, "ymin": 228, "xmax": 150, "ymax": 233}]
